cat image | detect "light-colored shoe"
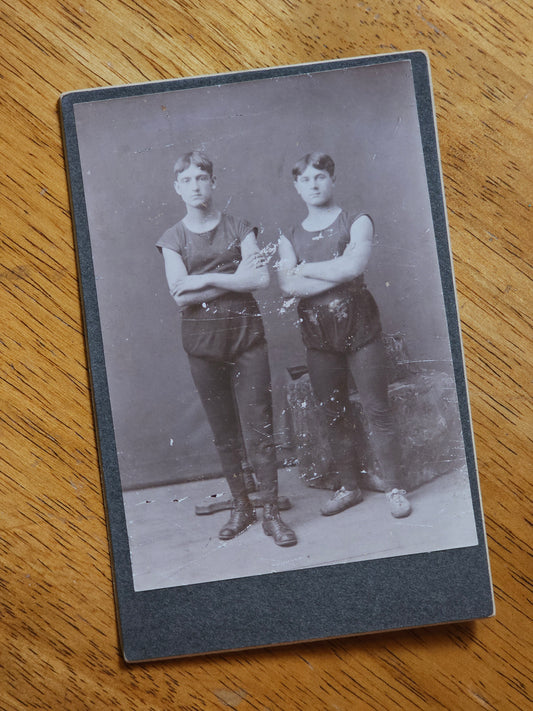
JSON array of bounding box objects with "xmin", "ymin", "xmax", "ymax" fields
[
  {"xmin": 320, "ymin": 486, "xmax": 363, "ymax": 516},
  {"xmin": 386, "ymin": 488, "xmax": 411, "ymax": 518}
]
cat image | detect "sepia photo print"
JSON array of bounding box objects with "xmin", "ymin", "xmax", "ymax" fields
[{"xmin": 61, "ymin": 52, "xmax": 493, "ymax": 660}]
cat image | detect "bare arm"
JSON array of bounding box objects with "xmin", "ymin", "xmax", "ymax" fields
[
  {"xmin": 297, "ymin": 215, "xmax": 374, "ymax": 284},
  {"xmin": 171, "ymin": 286, "xmax": 227, "ymax": 308},
  {"xmin": 161, "ymin": 248, "xmax": 227, "ymax": 309},
  {"xmin": 277, "ymin": 235, "xmax": 338, "ymax": 298}
]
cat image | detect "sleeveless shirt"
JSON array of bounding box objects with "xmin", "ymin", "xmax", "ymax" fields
[
  {"xmin": 157, "ymin": 214, "xmax": 265, "ymax": 359},
  {"xmin": 284, "ymin": 210, "xmax": 382, "ymax": 353}
]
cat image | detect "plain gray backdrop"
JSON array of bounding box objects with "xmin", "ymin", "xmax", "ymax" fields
[{"xmin": 73, "ymin": 60, "xmax": 457, "ymax": 490}]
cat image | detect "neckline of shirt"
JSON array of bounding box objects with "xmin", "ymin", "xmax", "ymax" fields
[
  {"xmin": 181, "ymin": 213, "xmax": 226, "ymax": 236},
  {"xmin": 300, "ymin": 208, "xmax": 344, "ymax": 234}
]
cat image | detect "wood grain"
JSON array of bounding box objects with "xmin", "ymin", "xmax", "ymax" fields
[{"xmin": 1, "ymin": 0, "xmax": 531, "ymax": 708}]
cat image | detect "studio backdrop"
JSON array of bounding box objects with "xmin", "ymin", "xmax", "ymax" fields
[{"xmin": 73, "ymin": 59, "xmax": 454, "ymax": 490}]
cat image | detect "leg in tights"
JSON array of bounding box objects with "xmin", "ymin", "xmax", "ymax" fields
[
  {"xmin": 187, "ymin": 355, "xmax": 246, "ymax": 498},
  {"xmin": 347, "ymin": 338, "xmax": 402, "ymax": 490},
  {"xmin": 232, "ymin": 342, "xmax": 295, "ymax": 545},
  {"xmin": 232, "ymin": 342, "xmax": 278, "ymax": 503},
  {"xmin": 306, "ymin": 348, "xmax": 360, "ymax": 491},
  {"xmin": 188, "ymin": 341, "xmax": 278, "ymax": 501}
]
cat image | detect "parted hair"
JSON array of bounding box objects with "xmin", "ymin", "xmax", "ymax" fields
[
  {"xmin": 292, "ymin": 152, "xmax": 335, "ymax": 179},
  {"xmin": 174, "ymin": 151, "xmax": 213, "ymax": 179}
]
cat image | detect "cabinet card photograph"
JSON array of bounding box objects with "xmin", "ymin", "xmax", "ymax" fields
[{"xmin": 61, "ymin": 52, "xmax": 493, "ymax": 661}]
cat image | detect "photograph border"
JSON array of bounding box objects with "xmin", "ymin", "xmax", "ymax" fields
[{"xmin": 60, "ymin": 51, "xmax": 494, "ymax": 662}]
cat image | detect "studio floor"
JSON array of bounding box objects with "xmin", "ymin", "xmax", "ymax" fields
[{"xmin": 123, "ymin": 465, "xmax": 479, "ymax": 592}]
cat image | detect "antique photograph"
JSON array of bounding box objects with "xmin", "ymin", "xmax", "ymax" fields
[{"xmin": 70, "ymin": 57, "xmax": 479, "ymax": 594}]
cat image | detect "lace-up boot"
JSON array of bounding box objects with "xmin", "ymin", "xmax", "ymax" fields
[
  {"xmin": 219, "ymin": 495, "xmax": 256, "ymax": 540},
  {"xmin": 262, "ymin": 503, "xmax": 297, "ymax": 547}
]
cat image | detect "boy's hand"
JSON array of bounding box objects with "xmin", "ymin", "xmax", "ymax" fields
[
  {"xmin": 292, "ymin": 261, "xmax": 308, "ymax": 277},
  {"xmin": 237, "ymin": 252, "xmax": 268, "ymax": 272}
]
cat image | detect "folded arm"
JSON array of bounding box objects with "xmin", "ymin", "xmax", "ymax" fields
[
  {"xmin": 172, "ymin": 232, "xmax": 270, "ymax": 300},
  {"xmin": 297, "ymin": 214, "xmax": 374, "ymax": 284},
  {"xmin": 277, "ymin": 235, "xmax": 337, "ymax": 297},
  {"xmin": 161, "ymin": 248, "xmax": 227, "ymax": 309}
]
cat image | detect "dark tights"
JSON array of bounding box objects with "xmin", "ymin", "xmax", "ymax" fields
[
  {"xmin": 306, "ymin": 338, "xmax": 402, "ymax": 491},
  {"xmin": 188, "ymin": 341, "xmax": 278, "ymax": 501}
]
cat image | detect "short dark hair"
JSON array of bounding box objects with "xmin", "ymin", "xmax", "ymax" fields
[
  {"xmin": 174, "ymin": 151, "xmax": 213, "ymax": 179},
  {"xmin": 292, "ymin": 152, "xmax": 335, "ymax": 180}
]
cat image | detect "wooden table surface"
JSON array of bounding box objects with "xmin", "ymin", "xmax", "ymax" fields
[{"xmin": 1, "ymin": 1, "xmax": 531, "ymax": 708}]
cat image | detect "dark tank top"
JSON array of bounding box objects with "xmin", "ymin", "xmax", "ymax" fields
[
  {"xmin": 157, "ymin": 214, "xmax": 265, "ymax": 359},
  {"xmin": 284, "ymin": 210, "xmax": 382, "ymax": 353}
]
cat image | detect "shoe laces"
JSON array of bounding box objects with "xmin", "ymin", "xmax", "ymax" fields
[
  {"xmin": 233, "ymin": 496, "xmax": 252, "ymax": 512},
  {"xmin": 263, "ymin": 503, "xmax": 279, "ymax": 518},
  {"xmin": 333, "ymin": 486, "xmax": 350, "ymax": 499},
  {"xmin": 387, "ymin": 488, "xmax": 407, "ymax": 502}
]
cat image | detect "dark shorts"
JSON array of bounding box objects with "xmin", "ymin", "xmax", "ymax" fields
[
  {"xmin": 181, "ymin": 292, "xmax": 265, "ymax": 361},
  {"xmin": 298, "ymin": 285, "xmax": 382, "ymax": 353}
]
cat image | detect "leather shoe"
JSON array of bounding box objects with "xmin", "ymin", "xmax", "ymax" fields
[
  {"xmin": 219, "ymin": 496, "xmax": 256, "ymax": 540},
  {"xmin": 262, "ymin": 503, "xmax": 297, "ymax": 547}
]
